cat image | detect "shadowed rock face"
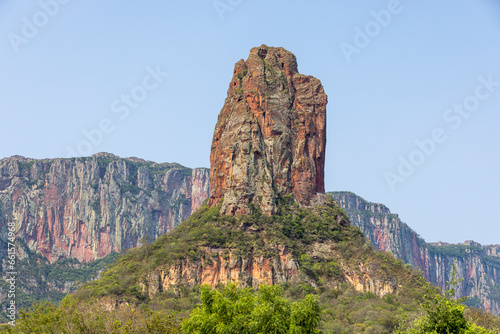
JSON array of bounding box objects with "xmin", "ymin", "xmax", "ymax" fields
[{"xmin": 209, "ymin": 45, "xmax": 327, "ymax": 215}]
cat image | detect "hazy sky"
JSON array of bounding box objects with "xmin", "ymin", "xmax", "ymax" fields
[{"xmin": 1, "ymin": 1, "xmax": 499, "ymax": 245}]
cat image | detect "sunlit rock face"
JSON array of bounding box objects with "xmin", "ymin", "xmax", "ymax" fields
[{"xmin": 209, "ymin": 45, "xmax": 327, "ymax": 215}]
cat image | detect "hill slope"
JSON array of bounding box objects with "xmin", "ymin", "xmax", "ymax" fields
[{"xmin": 74, "ymin": 197, "xmax": 433, "ymax": 332}]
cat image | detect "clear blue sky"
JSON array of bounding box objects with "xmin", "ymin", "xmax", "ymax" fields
[{"xmin": 1, "ymin": 0, "xmax": 499, "ymax": 245}]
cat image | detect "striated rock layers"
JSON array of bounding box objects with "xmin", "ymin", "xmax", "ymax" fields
[
  {"xmin": 427, "ymin": 241, "xmax": 500, "ymax": 316},
  {"xmin": 141, "ymin": 246, "xmax": 300, "ymax": 298},
  {"xmin": 330, "ymin": 191, "xmax": 500, "ymax": 316},
  {"xmin": 141, "ymin": 243, "xmax": 398, "ymax": 300},
  {"xmin": 209, "ymin": 45, "xmax": 327, "ymax": 215},
  {"xmin": 0, "ymin": 153, "xmax": 210, "ymax": 263}
]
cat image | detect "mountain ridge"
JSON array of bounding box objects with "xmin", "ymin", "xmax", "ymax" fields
[{"xmin": 330, "ymin": 191, "xmax": 500, "ymax": 316}]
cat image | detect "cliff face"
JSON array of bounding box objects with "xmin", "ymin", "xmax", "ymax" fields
[
  {"xmin": 140, "ymin": 242, "xmax": 398, "ymax": 300},
  {"xmin": 427, "ymin": 242, "xmax": 500, "ymax": 316},
  {"xmin": 140, "ymin": 245, "xmax": 300, "ymax": 298},
  {"xmin": 0, "ymin": 153, "xmax": 210, "ymax": 262},
  {"xmin": 0, "ymin": 153, "xmax": 210, "ymax": 321},
  {"xmin": 209, "ymin": 45, "xmax": 327, "ymax": 215},
  {"xmin": 330, "ymin": 191, "xmax": 430, "ymax": 274},
  {"xmin": 330, "ymin": 191, "xmax": 500, "ymax": 316}
]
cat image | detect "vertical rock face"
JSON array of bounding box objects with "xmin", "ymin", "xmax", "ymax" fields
[
  {"xmin": 140, "ymin": 246, "xmax": 301, "ymax": 298},
  {"xmin": 330, "ymin": 191, "xmax": 500, "ymax": 316},
  {"xmin": 330, "ymin": 191, "xmax": 430, "ymax": 274},
  {"xmin": 427, "ymin": 242, "xmax": 500, "ymax": 316},
  {"xmin": 0, "ymin": 153, "xmax": 210, "ymax": 263},
  {"xmin": 209, "ymin": 45, "xmax": 327, "ymax": 215}
]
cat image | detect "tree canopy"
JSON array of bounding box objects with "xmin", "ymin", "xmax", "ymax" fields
[{"xmin": 181, "ymin": 283, "xmax": 322, "ymax": 334}]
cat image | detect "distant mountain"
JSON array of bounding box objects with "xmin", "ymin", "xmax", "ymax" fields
[
  {"xmin": 330, "ymin": 191, "xmax": 500, "ymax": 316},
  {"xmin": 0, "ymin": 153, "xmax": 209, "ymax": 320}
]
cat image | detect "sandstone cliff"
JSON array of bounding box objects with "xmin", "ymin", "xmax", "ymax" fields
[
  {"xmin": 330, "ymin": 191, "xmax": 500, "ymax": 316},
  {"xmin": 0, "ymin": 153, "xmax": 210, "ymax": 263},
  {"xmin": 0, "ymin": 153, "xmax": 210, "ymax": 320},
  {"xmin": 209, "ymin": 45, "xmax": 327, "ymax": 215},
  {"xmin": 427, "ymin": 241, "xmax": 500, "ymax": 316}
]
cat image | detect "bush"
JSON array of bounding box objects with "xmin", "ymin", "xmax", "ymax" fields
[
  {"xmin": 396, "ymin": 266, "xmax": 493, "ymax": 334},
  {"xmin": 1, "ymin": 296, "xmax": 182, "ymax": 334}
]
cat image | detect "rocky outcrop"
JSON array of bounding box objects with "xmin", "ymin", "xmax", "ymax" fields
[
  {"xmin": 0, "ymin": 153, "xmax": 210, "ymax": 262},
  {"xmin": 140, "ymin": 242, "xmax": 398, "ymax": 300},
  {"xmin": 138, "ymin": 47, "xmax": 404, "ymax": 302},
  {"xmin": 309, "ymin": 243, "xmax": 398, "ymax": 298},
  {"xmin": 140, "ymin": 246, "xmax": 301, "ymax": 298},
  {"xmin": 330, "ymin": 191, "xmax": 500, "ymax": 316},
  {"xmin": 209, "ymin": 45, "xmax": 327, "ymax": 215}
]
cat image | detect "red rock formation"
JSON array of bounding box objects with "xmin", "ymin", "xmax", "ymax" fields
[
  {"xmin": 209, "ymin": 45, "xmax": 327, "ymax": 215},
  {"xmin": 140, "ymin": 246, "xmax": 300, "ymax": 298}
]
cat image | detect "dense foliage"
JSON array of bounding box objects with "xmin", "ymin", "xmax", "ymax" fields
[
  {"xmin": 0, "ymin": 239, "xmax": 118, "ymax": 322},
  {"xmin": 4, "ymin": 282, "xmax": 499, "ymax": 333},
  {"xmin": 0, "ymin": 296, "xmax": 181, "ymax": 333},
  {"xmin": 182, "ymin": 283, "xmax": 321, "ymax": 333}
]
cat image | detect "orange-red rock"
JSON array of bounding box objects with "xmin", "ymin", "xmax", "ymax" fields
[{"xmin": 209, "ymin": 45, "xmax": 327, "ymax": 215}]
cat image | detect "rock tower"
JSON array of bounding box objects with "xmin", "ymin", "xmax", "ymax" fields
[{"xmin": 209, "ymin": 45, "xmax": 327, "ymax": 215}]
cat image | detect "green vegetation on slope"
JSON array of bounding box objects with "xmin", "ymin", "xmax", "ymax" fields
[
  {"xmin": 396, "ymin": 270, "xmax": 499, "ymax": 334},
  {"xmin": 0, "ymin": 239, "xmax": 118, "ymax": 322},
  {"xmin": 75, "ymin": 196, "xmax": 423, "ymax": 301},
  {"xmin": 4, "ymin": 281, "xmax": 500, "ymax": 333},
  {"xmin": 427, "ymin": 244, "xmax": 484, "ymax": 259},
  {"xmin": 68, "ymin": 197, "xmax": 434, "ymax": 332},
  {"xmin": 6, "ymin": 197, "xmax": 500, "ymax": 333},
  {"xmin": 0, "ymin": 295, "xmax": 181, "ymax": 334}
]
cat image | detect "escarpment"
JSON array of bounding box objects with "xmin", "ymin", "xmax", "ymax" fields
[
  {"xmin": 331, "ymin": 191, "xmax": 500, "ymax": 316},
  {"xmin": 0, "ymin": 153, "xmax": 210, "ymax": 262}
]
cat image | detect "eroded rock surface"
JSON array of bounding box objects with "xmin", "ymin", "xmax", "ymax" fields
[{"xmin": 209, "ymin": 45, "xmax": 327, "ymax": 215}]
